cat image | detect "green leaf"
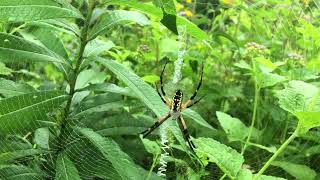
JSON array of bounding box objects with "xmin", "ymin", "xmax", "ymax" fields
[
  {"xmin": 154, "ymin": 0, "xmax": 178, "ymax": 35},
  {"xmin": 0, "ymin": 91, "xmax": 68, "ymax": 135},
  {"xmin": 276, "ymin": 80, "xmax": 320, "ymax": 114},
  {"xmin": 296, "ymin": 111, "xmax": 320, "ymax": 135},
  {"xmin": 102, "ymin": 0, "xmax": 209, "ymax": 40},
  {"xmin": 84, "ymin": 39, "xmax": 115, "ymax": 57},
  {"xmin": 0, "ymin": 33, "xmax": 67, "ymax": 64},
  {"xmin": 0, "ymin": 79, "xmax": 35, "ymax": 97},
  {"xmin": 76, "ymin": 128, "xmax": 151, "ymax": 179},
  {"xmin": 176, "ymin": 16, "xmax": 209, "ymax": 40},
  {"xmin": 95, "ymin": 57, "xmax": 214, "ymax": 129},
  {"xmin": 89, "ymin": 10, "xmax": 150, "ymax": 39},
  {"xmin": 27, "ymin": 19, "xmax": 80, "ymax": 36},
  {"xmin": 103, "ymin": 0, "xmax": 162, "ymax": 17},
  {"xmin": 0, "ymin": 165, "xmax": 46, "ymax": 180},
  {"xmin": 254, "ymin": 57, "xmax": 278, "ymax": 72},
  {"xmin": 141, "ymin": 75, "xmax": 160, "ymax": 84},
  {"xmin": 271, "ymin": 161, "xmax": 316, "ymax": 180},
  {"xmin": 78, "ymin": 83, "xmax": 134, "ymax": 97},
  {"xmin": 256, "ymin": 71, "xmax": 286, "ymax": 88},
  {"xmin": 216, "ymin": 111, "xmax": 248, "ymax": 141},
  {"xmin": 194, "ymin": 137, "xmax": 244, "ymax": 179},
  {"xmin": 0, "ymin": 62, "xmax": 13, "ymax": 76},
  {"xmin": 0, "ymin": 0, "xmax": 82, "ymax": 22},
  {"xmin": 237, "ymin": 169, "xmax": 253, "ymax": 180},
  {"xmin": 0, "ymin": 148, "xmax": 46, "ymax": 162},
  {"xmin": 55, "ymin": 152, "xmax": 81, "ymax": 180},
  {"xmin": 74, "ymin": 93, "xmax": 123, "ymax": 118},
  {"xmin": 75, "ymin": 69, "xmax": 107, "ymax": 90},
  {"xmin": 34, "ymin": 127, "xmax": 50, "ymax": 149},
  {"xmin": 95, "ymin": 113, "xmax": 154, "ymax": 136},
  {"xmin": 30, "ymin": 27, "xmax": 69, "ymax": 60}
]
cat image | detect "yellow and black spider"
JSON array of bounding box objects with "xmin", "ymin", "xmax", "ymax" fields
[{"xmin": 140, "ymin": 61, "xmax": 204, "ymax": 152}]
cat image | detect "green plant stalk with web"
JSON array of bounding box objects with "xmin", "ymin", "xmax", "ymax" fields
[
  {"xmin": 241, "ymin": 59, "xmax": 260, "ymax": 155},
  {"xmin": 57, "ymin": 0, "xmax": 96, "ymax": 151}
]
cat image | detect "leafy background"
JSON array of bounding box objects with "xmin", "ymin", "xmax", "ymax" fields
[{"xmin": 0, "ymin": 0, "xmax": 320, "ymax": 180}]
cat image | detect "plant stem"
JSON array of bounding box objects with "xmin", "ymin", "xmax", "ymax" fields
[
  {"xmin": 63, "ymin": 0, "xmax": 95, "ymax": 123},
  {"xmin": 254, "ymin": 130, "xmax": 298, "ymax": 179},
  {"xmin": 57, "ymin": 0, "xmax": 95, "ymax": 152},
  {"xmin": 147, "ymin": 153, "xmax": 160, "ymax": 180},
  {"xmin": 241, "ymin": 60, "xmax": 260, "ymax": 155}
]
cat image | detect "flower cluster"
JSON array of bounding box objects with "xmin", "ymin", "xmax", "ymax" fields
[
  {"xmin": 287, "ymin": 52, "xmax": 303, "ymax": 61},
  {"xmin": 245, "ymin": 42, "xmax": 269, "ymax": 56}
]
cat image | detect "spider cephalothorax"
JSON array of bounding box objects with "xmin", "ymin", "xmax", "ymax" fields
[{"xmin": 140, "ymin": 62, "xmax": 204, "ymax": 152}]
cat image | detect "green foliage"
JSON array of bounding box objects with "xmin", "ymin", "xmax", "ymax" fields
[{"xmin": 0, "ymin": 0, "xmax": 319, "ymax": 179}]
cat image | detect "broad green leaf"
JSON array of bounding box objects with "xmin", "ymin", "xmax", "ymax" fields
[
  {"xmin": 276, "ymin": 80, "xmax": 320, "ymax": 114},
  {"xmin": 0, "ymin": 91, "xmax": 68, "ymax": 135},
  {"xmin": 256, "ymin": 72, "xmax": 286, "ymax": 88},
  {"xmin": 235, "ymin": 60, "xmax": 252, "ymax": 70},
  {"xmin": 0, "ymin": 33, "xmax": 67, "ymax": 64},
  {"xmin": 276, "ymin": 81, "xmax": 320, "ymax": 135},
  {"xmin": 216, "ymin": 111, "xmax": 248, "ymax": 141},
  {"xmin": 154, "ymin": 0, "xmax": 178, "ymax": 34},
  {"xmin": 55, "ymin": 152, "xmax": 81, "ymax": 180},
  {"xmin": 84, "ymin": 39, "xmax": 115, "ymax": 57},
  {"xmin": 34, "ymin": 127, "xmax": 50, "ymax": 149},
  {"xmin": 194, "ymin": 137, "xmax": 244, "ymax": 179},
  {"xmin": 0, "ymin": 78, "xmax": 35, "ymax": 98},
  {"xmin": 0, "ymin": 0, "xmax": 82, "ymax": 22},
  {"xmin": 296, "ymin": 111, "xmax": 320, "ymax": 135},
  {"xmin": 89, "ymin": 10, "xmax": 150, "ymax": 39},
  {"xmin": 141, "ymin": 138, "xmax": 161, "ymax": 156},
  {"xmin": 77, "ymin": 128, "xmax": 153, "ymax": 180},
  {"xmin": 0, "ymin": 165, "xmax": 46, "ymax": 180},
  {"xmin": 95, "ymin": 57, "xmax": 214, "ymax": 129},
  {"xmin": 271, "ymin": 161, "xmax": 316, "ymax": 180},
  {"xmin": 254, "ymin": 57, "xmax": 278, "ymax": 72}
]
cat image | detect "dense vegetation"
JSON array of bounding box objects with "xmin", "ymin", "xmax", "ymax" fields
[{"xmin": 0, "ymin": 0, "xmax": 319, "ymax": 179}]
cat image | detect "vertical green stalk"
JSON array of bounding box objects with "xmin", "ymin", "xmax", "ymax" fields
[
  {"xmin": 63, "ymin": 0, "xmax": 95, "ymax": 123},
  {"xmin": 254, "ymin": 130, "xmax": 298, "ymax": 179},
  {"xmin": 57, "ymin": 0, "xmax": 95, "ymax": 152},
  {"xmin": 241, "ymin": 59, "xmax": 260, "ymax": 155}
]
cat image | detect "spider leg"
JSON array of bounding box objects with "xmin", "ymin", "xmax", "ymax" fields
[
  {"xmin": 140, "ymin": 113, "xmax": 171, "ymax": 138},
  {"xmin": 185, "ymin": 95, "xmax": 206, "ymax": 109},
  {"xmin": 178, "ymin": 115, "xmax": 196, "ymax": 152},
  {"xmin": 183, "ymin": 61, "xmax": 204, "ymax": 109},
  {"xmin": 156, "ymin": 84, "xmax": 172, "ymax": 107},
  {"xmin": 160, "ymin": 61, "xmax": 168, "ymax": 97}
]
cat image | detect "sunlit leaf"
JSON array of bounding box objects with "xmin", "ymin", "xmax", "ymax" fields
[
  {"xmin": 0, "ymin": 33, "xmax": 67, "ymax": 64},
  {"xmin": 0, "ymin": 0, "xmax": 82, "ymax": 22},
  {"xmin": 89, "ymin": 10, "xmax": 150, "ymax": 39}
]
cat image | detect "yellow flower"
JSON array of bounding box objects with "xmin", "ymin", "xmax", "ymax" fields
[
  {"xmin": 186, "ymin": 0, "xmax": 192, "ymax": 3},
  {"xmin": 221, "ymin": 0, "xmax": 234, "ymax": 6},
  {"xmin": 176, "ymin": 3, "xmax": 184, "ymax": 11},
  {"xmin": 184, "ymin": 9, "xmax": 193, "ymax": 17}
]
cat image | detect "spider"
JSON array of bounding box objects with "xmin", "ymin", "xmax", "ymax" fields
[{"xmin": 140, "ymin": 61, "xmax": 204, "ymax": 152}]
